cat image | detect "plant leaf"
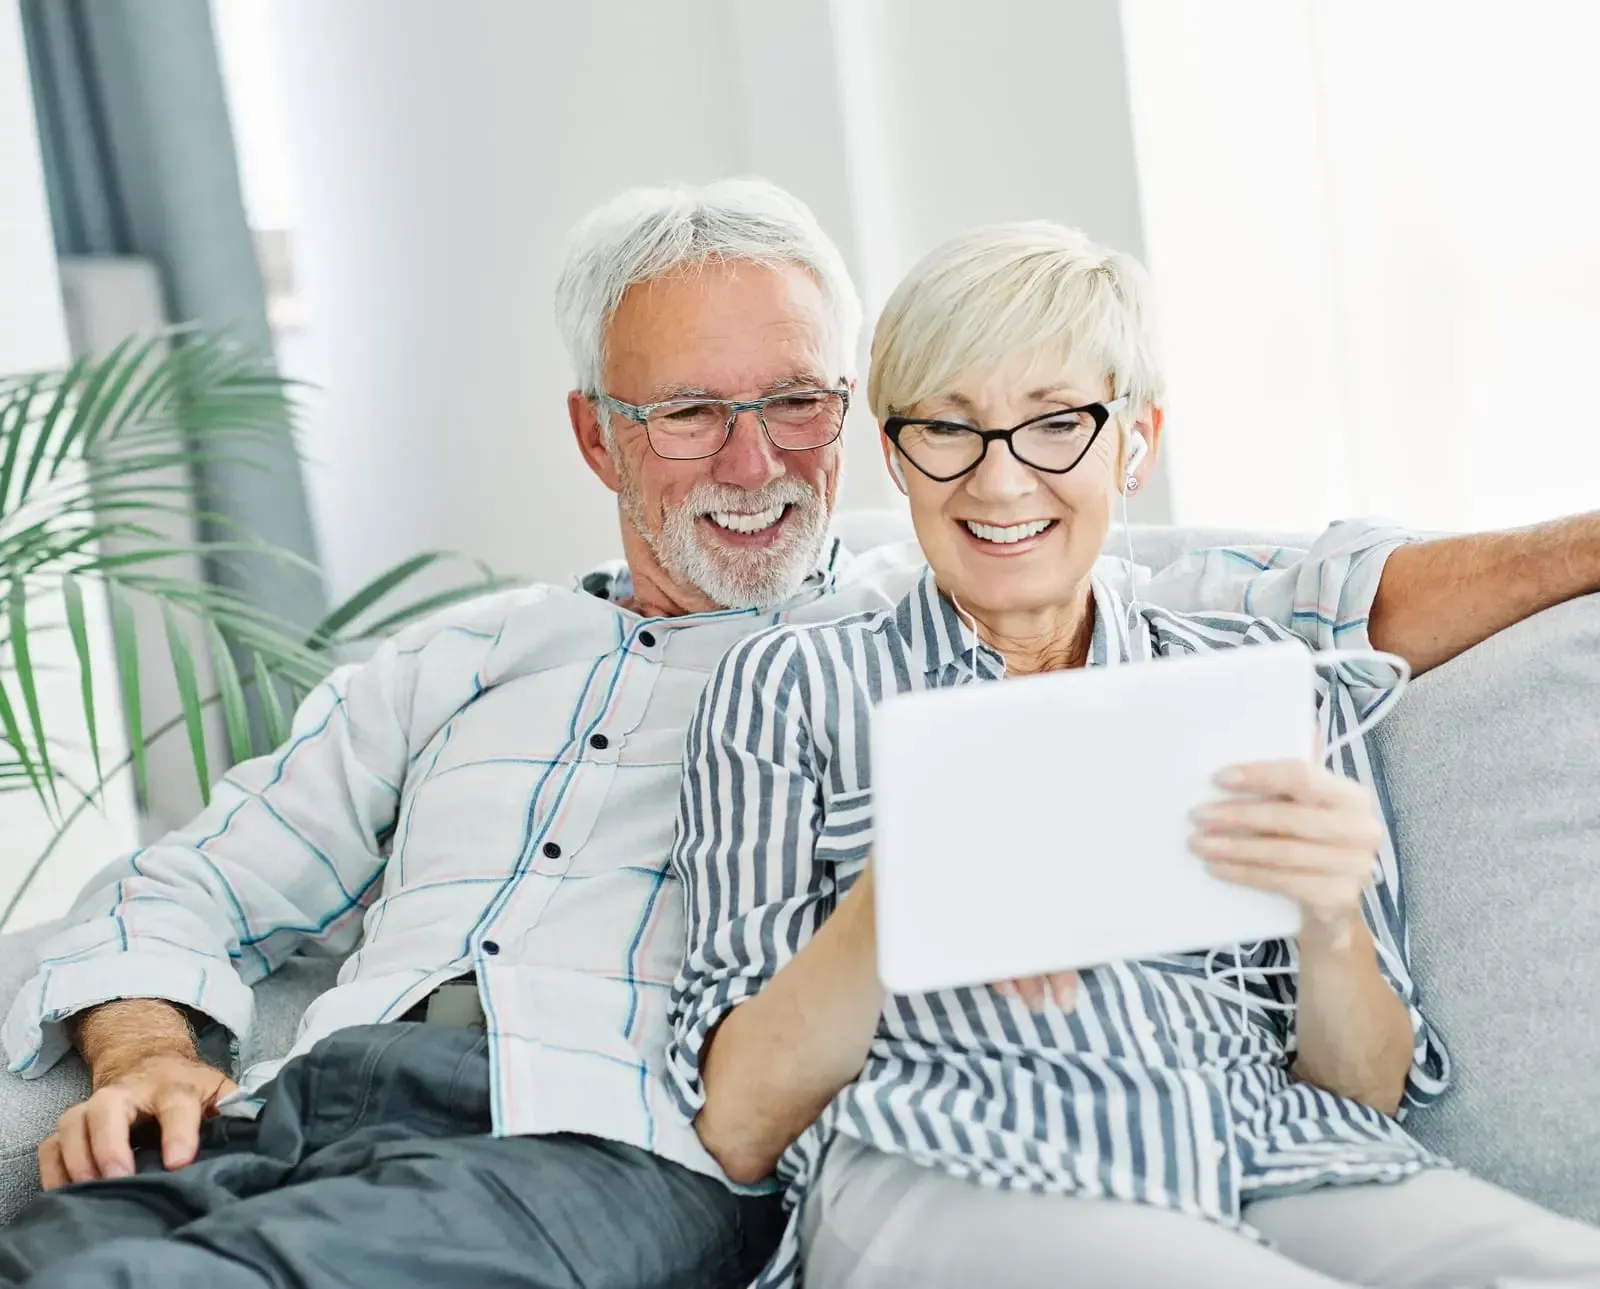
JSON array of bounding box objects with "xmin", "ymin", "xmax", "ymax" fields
[
  {"xmin": 0, "ymin": 675, "xmax": 45, "ymax": 807},
  {"xmin": 252, "ymin": 651, "xmax": 289, "ymax": 747},
  {"xmin": 160, "ymin": 602, "xmax": 210, "ymax": 805},
  {"xmin": 6, "ymin": 578, "xmax": 58, "ymax": 814},
  {"xmin": 60, "ymin": 574, "xmax": 103, "ymax": 792},
  {"xmin": 107, "ymin": 588, "xmax": 148, "ymax": 804},
  {"xmin": 207, "ymin": 620, "xmax": 252, "ymax": 765},
  {"xmin": 349, "ymin": 578, "xmax": 513, "ymax": 643},
  {"xmin": 307, "ymin": 553, "xmax": 445, "ymax": 646}
]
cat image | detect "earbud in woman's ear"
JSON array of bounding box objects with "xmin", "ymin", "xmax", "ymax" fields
[
  {"xmin": 1123, "ymin": 431, "xmax": 1149, "ymax": 495},
  {"xmin": 889, "ymin": 451, "xmax": 909, "ymax": 494}
]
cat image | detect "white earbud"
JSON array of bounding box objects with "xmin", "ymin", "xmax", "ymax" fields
[
  {"xmin": 888, "ymin": 451, "xmax": 909, "ymax": 493},
  {"xmin": 1123, "ymin": 431, "xmax": 1148, "ymax": 495}
]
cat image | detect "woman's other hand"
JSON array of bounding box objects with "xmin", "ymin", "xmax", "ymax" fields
[
  {"xmin": 992, "ymin": 972, "xmax": 1079, "ymax": 1013},
  {"xmin": 1189, "ymin": 760, "xmax": 1384, "ymax": 931}
]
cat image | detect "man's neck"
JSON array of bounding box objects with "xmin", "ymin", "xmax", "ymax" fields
[{"xmin": 615, "ymin": 530, "xmax": 719, "ymax": 619}]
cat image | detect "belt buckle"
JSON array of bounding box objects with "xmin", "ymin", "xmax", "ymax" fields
[{"xmin": 423, "ymin": 978, "xmax": 486, "ymax": 1029}]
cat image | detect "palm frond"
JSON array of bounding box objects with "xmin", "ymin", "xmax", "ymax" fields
[{"xmin": 0, "ymin": 330, "xmax": 510, "ymax": 842}]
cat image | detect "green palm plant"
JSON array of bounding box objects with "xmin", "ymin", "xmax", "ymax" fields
[{"xmin": 0, "ymin": 331, "xmax": 510, "ymax": 929}]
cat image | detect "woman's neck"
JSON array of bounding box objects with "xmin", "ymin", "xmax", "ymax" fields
[{"xmin": 961, "ymin": 585, "xmax": 1097, "ymax": 675}]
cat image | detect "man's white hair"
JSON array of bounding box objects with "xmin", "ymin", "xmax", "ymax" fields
[
  {"xmin": 868, "ymin": 221, "xmax": 1164, "ymax": 421},
  {"xmin": 554, "ymin": 178, "xmax": 862, "ymax": 396}
]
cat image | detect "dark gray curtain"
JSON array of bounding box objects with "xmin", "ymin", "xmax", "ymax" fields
[{"xmin": 20, "ymin": 0, "xmax": 327, "ymax": 649}]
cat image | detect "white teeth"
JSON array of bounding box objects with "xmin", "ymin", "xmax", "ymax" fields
[
  {"xmin": 709, "ymin": 505, "xmax": 785, "ymax": 534},
  {"xmin": 963, "ymin": 519, "xmax": 1054, "ymax": 545}
]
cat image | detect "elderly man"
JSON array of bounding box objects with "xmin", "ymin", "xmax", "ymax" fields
[{"xmin": 0, "ymin": 178, "xmax": 1596, "ymax": 1289}]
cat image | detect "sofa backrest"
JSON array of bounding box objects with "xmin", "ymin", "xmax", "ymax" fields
[{"xmin": 1123, "ymin": 522, "xmax": 1600, "ymax": 1223}]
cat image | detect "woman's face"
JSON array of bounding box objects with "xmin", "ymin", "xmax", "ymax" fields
[{"xmin": 883, "ymin": 350, "xmax": 1156, "ymax": 621}]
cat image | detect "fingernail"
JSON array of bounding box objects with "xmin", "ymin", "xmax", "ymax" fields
[
  {"xmin": 1216, "ymin": 768, "xmax": 1246, "ymax": 789},
  {"xmin": 103, "ymin": 1161, "xmax": 132, "ymax": 1179},
  {"xmin": 1191, "ymin": 805, "xmax": 1220, "ymax": 824}
]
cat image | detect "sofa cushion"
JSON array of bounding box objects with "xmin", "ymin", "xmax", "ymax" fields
[{"xmin": 1373, "ymin": 593, "xmax": 1600, "ymax": 1222}]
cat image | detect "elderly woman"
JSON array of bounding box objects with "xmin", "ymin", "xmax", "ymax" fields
[{"xmin": 663, "ymin": 223, "xmax": 1600, "ymax": 1288}]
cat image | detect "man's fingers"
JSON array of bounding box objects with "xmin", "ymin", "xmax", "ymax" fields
[
  {"xmin": 84, "ymin": 1094, "xmax": 138, "ymax": 1180},
  {"xmin": 54, "ymin": 1105, "xmax": 99, "ymax": 1184},
  {"xmin": 154, "ymin": 1089, "xmax": 204, "ymax": 1170},
  {"xmin": 37, "ymin": 1135, "xmax": 68, "ymax": 1191}
]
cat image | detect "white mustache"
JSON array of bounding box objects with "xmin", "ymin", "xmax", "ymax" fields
[{"xmin": 681, "ymin": 479, "xmax": 819, "ymax": 518}]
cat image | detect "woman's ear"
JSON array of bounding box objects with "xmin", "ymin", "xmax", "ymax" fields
[
  {"xmin": 1124, "ymin": 405, "xmax": 1164, "ymax": 494},
  {"xmin": 879, "ymin": 431, "xmax": 909, "ymax": 495}
]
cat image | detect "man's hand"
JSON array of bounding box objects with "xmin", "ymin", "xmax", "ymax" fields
[
  {"xmin": 1189, "ymin": 759, "xmax": 1384, "ymax": 928},
  {"xmin": 40, "ymin": 1053, "xmax": 238, "ymax": 1189}
]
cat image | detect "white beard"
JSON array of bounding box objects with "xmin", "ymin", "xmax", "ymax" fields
[{"xmin": 620, "ymin": 474, "xmax": 828, "ymax": 609}]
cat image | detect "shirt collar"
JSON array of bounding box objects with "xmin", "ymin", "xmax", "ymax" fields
[
  {"xmin": 894, "ymin": 562, "xmax": 1152, "ymax": 680},
  {"xmin": 574, "ymin": 536, "xmax": 848, "ymax": 616}
]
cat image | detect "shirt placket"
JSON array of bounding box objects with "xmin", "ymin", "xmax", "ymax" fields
[{"xmin": 474, "ymin": 626, "xmax": 665, "ymax": 959}]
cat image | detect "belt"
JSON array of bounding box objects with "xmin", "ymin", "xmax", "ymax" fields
[{"xmin": 400, "ymin": 974, "xmax": 485, "ymax": 1027}]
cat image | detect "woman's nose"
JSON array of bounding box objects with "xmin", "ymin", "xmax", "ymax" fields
[{"xmin": 964, "ymin": 439, "xmax": 1038, "ymax": 500}]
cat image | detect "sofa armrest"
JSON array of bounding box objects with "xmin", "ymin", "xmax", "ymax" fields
[{"xmin": 0, "ymin": 920, "xmax": 338, "ymax": 1224}]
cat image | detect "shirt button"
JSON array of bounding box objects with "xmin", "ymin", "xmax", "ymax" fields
[
  {"xmin": 482, "ymin": 939, "xmax": 500, "ymax": 956},
  {"xmin": 1210, "ymin": 1140, "xmax": 1228, "ymax": 1162},
  {"xmin": 589, "ymin": 733, "xmax": 609, "ymax": 751},
  {"xmin": 542, "ymin": 841, "xmax": 562, "ymax": 859},
  {"xmin": 637, "ymin": 630, "xmax": 657, "ymax": 648}
]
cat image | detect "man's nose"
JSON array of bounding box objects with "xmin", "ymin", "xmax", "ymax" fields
[{"xmin": 712, "ymin": 408, "xmax": 785, "ymax": 489}]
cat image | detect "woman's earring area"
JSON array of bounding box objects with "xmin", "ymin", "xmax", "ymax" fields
[
  {"xmin": 1122, "ymin": 430, "xmax": 1149, "ymax": 496},
  {"xmin": 889, "ymin": 450, "xmax": 909, "ymax": 494}
]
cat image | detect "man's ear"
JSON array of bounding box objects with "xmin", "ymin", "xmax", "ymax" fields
[{"xmin": 570, "ymin": 391, "xmax": 621, "ymax": 494}]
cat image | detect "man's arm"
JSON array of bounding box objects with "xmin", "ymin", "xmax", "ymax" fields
[
  {"xmin": 1370, "ymin": 513, "xmax": 1600, "ymax": 674},
  {"xmin": 1140, "ymin": 512, "xmax": 1600, "ymax": 680}
]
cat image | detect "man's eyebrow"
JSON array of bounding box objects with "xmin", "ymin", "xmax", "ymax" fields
[
  {"xmin": 641, "ymin": 383, "xmax": 718, "ymax": 402},
  {"xmin": 765, "ymin": 373, "xmax": 832, "ymax": 393},
  {"xmin": 641, "ymin": 373, "xmax": 834, "ymax": 402}
]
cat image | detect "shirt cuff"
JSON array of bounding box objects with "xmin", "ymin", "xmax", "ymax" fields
[{"xmin": 3, "ymin": 953, "xmax": 256, "ymax": 1080}]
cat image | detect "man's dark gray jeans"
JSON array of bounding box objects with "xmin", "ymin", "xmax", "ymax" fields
[{"xmin": 0, "ymin": 1024, "xmax": 782, "ymax": 1288}]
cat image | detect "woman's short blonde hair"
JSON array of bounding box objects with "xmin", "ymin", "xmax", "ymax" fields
[{"xmin": 867, "ymin": 221, "xmax": 1164, "ymax": 421}]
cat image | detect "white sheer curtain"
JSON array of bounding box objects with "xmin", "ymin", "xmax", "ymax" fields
[
  {"xmin": 1122, "ymin": 0, "xmax": 1600, "ymax": 532},
  {"xmin": 1317, "ymin": 0, "xmax": 1600, "ymax": 530}
]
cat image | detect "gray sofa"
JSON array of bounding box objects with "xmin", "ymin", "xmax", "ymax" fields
[{"xmin": 1, "ymin": 524, "xmax": 1597, "ymax": 1229}]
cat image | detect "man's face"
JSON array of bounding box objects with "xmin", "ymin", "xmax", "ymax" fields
[{"xmin": 575, "ymin": 260, "xmax": 844, "ymax": 613}]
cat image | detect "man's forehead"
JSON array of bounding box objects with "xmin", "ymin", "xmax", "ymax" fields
[{"xmin": 603, "ymin": 261, "xmax": 839, "ymax": 398}]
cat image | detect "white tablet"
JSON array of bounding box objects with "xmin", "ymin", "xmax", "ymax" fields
[{"xmin": 871, "ymin": 642, "xmax": 1314, "ymax": 994}]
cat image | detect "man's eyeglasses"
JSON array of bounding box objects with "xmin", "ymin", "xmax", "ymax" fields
[
  {"xmin": 884, "ymin": 397, "xmax": 1128, "ymax": 483},
  {"xmin": 596, "ymin": 387, "xmax": 850, "ymax": 461}
]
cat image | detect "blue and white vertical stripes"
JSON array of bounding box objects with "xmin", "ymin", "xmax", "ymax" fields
[
  {"xmin": 4, "ymin": 519, "xmax": 1418, "ymax": 1206},
  {"xmin": 666, "ymin": 560, "xmax": 1447, "ymax": 1289}
]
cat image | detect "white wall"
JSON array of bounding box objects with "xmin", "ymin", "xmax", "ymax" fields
[
  {"xmin": 0, "ymin": 0, "xmax": 140, "ymax": 928},
  {"xmin": 258, "ymin": 0, "xmax": 1170, "ymax": 605}
]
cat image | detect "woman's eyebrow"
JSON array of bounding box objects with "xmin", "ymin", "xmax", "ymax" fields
[{"xmin": 1027, "ymin": 385, "xmax": 1097, "ymax": 404}]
